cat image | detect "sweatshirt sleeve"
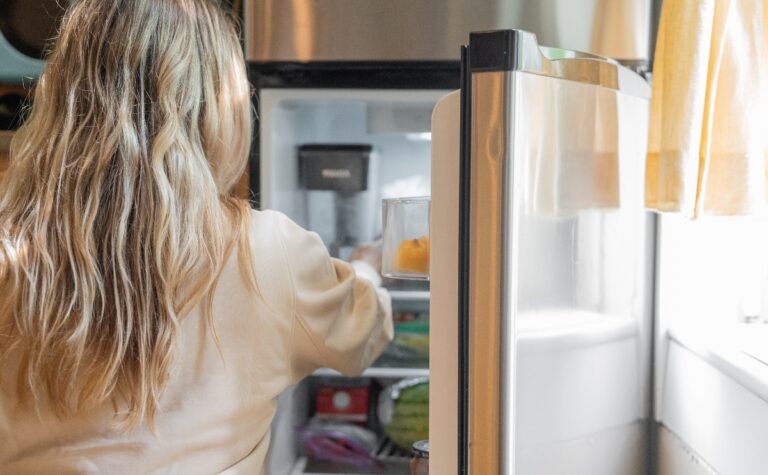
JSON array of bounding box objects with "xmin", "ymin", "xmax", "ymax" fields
[{"xmin": 273, "ymin": 212, "xmax": 394, "ymax": 381}]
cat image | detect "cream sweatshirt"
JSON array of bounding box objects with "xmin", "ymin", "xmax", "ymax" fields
[{"xmin": 0, "ymin": 210, "xmax": 394, "ymax": 474}]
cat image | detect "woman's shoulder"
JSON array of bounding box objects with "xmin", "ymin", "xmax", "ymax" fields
[
  {"xmin": 247, "ymin": 208, "xmax": 281, "ymax": 226},
  {"xmin": 244, "ymin": 208, "xmax": 335, "ymax": 288},
  {"xmin": 246, "ymin": 208, "xmax": 318, "ymax": 249},
  {"xmin": 243, "ymin": 208, "xmax": 315, "ymax": 274},
  {"xmin": 246, "ymin": 208, "xmax": 294, "ymax": 228},
  {"xmin": 234, "ymin": 209, "xmax": 296, "ymax": 314},
  {"xmin": 243, "ymin": 208, "xmax": 284, "ymax": 257}
]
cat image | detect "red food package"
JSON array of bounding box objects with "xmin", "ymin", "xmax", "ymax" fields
[{"xmin": 315, "ymin": 385, "xmax": 370, "ymax": 423}]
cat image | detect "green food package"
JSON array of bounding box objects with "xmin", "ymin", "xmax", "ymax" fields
[
  {"xmin": 378, "ymin": 377, "xmax": 429, "ymax": 450},
  {"xmin": 394, "ymin": 319, "xmax": 429, "ymax": 354},
  {"xmin": 376, "ymin": 319, "xmax": 429, "ymax": 367}
]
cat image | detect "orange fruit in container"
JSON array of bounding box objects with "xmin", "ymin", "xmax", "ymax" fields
[{"xmin": 395, "ymin": 236, "xmax": 430, "ymax": 274}]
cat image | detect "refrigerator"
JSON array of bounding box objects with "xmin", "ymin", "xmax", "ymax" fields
[
  {"xmin": 246, "ymin": 2, "xmax": 657, "ymax": 474},
  {"xmin": 250, "ymin": 28, "xmax": 654, "ymax": 475}
]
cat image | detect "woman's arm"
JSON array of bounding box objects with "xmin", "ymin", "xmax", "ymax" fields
[{"xmin": 273, "ymin": 212, "xmax": 393, "ymax": 381}]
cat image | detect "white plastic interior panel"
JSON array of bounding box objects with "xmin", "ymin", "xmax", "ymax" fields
[
  {"xmin": 509, "ymin": 70, "xmax": 652, "ymax": 474},
  {"xmin": 517, "ymin": 421, "xmax": 647, "ymax": 475},
  {"xmin": 515, "ymin": 312, "xmax": 641, "ymax": 444},
  {"xmin": 653, "ymin": 214, "xmax": 768, "ymax": 420},
  {"xmin": 429, "ymin": 90, "xmax": 461, "ymax": 475},
  {"xmin": 661, "ymin": 331, "xmax": 768, "ymax": 474},
  {"xmin": 658, "ymin": 425, "xmax": 717, "ymax": 475}
]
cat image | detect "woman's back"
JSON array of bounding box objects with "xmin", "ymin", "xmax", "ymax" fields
[
  {"xmin": 0, "ymin": 1, "xmax": 392, "ymax": 472},
  {"xmin": 1, "ymin": 210, "xmax": 392, "ymax": 474}
]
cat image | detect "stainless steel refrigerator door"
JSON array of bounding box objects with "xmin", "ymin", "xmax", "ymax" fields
[{"xmin": 464, "ymin": 30, "xmax": 651, "ymax": 474}]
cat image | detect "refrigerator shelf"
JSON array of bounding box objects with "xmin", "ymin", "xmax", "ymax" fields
[
  {"xmin": 291, "ymin": 437, "xmax": 411, "ymax": 475},
  {"xmin": 387, "ymin": 290, "xmax": 429, "ymax": 303},
  {"xmin": 290, "ymin": 456, "xmax": 410, "ymax": 475},
  {"xmin": 312, "ymin": 367, "xmax": 429, "ymax": 379}
]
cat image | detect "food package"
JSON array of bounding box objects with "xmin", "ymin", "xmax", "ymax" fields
[
  {"xmin": 298, "ymin": 419, "xmax": 381, "ymax": 468},
  {"xmin": 314, "ymin": 382, "xmax": 371, "ymax": 423},
  {"xmin": 376, "ymin": 319, "xmax": 429, "ymax": 367}
]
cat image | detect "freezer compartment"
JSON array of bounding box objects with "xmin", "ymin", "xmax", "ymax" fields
[{"xmin": 246, "ymin": 0, "xmax": 652, "ymax": 64}]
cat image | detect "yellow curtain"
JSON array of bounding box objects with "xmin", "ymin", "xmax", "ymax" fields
[{"xmin": 646, "ymin": 0, "xmax": 768, "ymax": 217}]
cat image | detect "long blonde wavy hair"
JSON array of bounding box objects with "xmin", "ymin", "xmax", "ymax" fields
[{"xmin": 0, "ymin": 0, "xmax": 253, "ymax": 430}]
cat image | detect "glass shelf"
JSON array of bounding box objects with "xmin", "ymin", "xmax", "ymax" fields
[
  {"xmin": 388, "ymin": 290, "xmax": 429, "ymax": 302},
  {"xmin": 312, "ymin": 367, "xmax": 429, "ymax": 379}
]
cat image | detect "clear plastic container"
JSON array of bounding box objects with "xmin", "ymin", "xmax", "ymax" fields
[{"xmin": 381, "ymin": 197, "xmax": 430, "ymax": 280}]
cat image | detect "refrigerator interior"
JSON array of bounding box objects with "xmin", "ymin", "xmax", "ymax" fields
[
  {"xmin": 258, "ymin": 88, "xmax": 448, "ymax": 475},
  {"xmin": 258, "ymin": 89, "xmax": 447, "ymax": 240}
]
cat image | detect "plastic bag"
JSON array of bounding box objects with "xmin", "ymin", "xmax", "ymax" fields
[{"xmin": 298, "ymin": 420, "xmax": 382, "ymax": 468}]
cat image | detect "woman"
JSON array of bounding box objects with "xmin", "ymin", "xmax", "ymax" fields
[{"xmin": 0, "ymin": 0, "xmax": 392, "ymax": 473}]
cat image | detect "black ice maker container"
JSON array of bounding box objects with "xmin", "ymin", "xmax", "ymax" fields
[{"xmin": 298, "ymin": 144, "xmax": 376, "ymax": 259}]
